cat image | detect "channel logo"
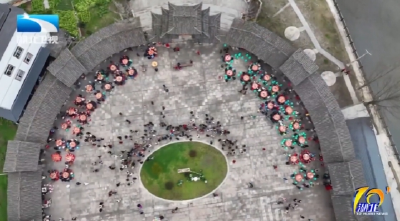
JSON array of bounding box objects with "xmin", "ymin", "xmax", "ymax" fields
[
  {"xmin": 353, "ymin": 186, "xmax": 390, "ymax": 215},
  {"xmin": 17, "ymin": 14, "xmax": 59, "ymax": 33}
]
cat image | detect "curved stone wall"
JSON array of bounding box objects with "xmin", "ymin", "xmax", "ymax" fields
[
  {"xmin": 70, "ymin": 17, "xmax": 146, "ymax": 71},
  {"xmin": 15, "ymin": 74, "xmax": 72, "ymax": 144},
  {"xmin": 3, "ymin": 17, "xmax": 366, "ymax": 221}
]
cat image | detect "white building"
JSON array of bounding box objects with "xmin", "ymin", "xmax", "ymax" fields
[{"xmin": 0, "ymin": 4, "xmax": 50, "ymax": 122}]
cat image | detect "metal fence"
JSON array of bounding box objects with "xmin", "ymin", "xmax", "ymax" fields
[{"xmin": 331, "ymin": 1, "xmax": 400, "ymax": 163}]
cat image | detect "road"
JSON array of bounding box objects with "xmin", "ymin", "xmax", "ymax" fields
[{"xmin": 334, "ymin": 0, "xmax": 400, "ymax": 152}]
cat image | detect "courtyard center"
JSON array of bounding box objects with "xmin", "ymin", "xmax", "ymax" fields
[{"xmin": 140, "ymin": 141, "xmax": 228, "ymax": 200}]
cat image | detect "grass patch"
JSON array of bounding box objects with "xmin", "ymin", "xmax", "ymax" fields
[
  {"xmin": 81, "ymin": 6, "xmax": 120, "ymax": 36},
  {"xmin": 140, "ymin": 142, "xmax": 227, "ymax": 200},
  {"xmin": 256, "ymin": 7, "xmax": 286, "ymax": 39},
  {"xmin": 25, "ymin": 0, "xmax": 79, "ymax": 36},
  {"xmin": 56, "ymin": 10, "xmax": 79, "ymax": 37},
  {"xmin": 0, "ymin": 120, "xmax": 17, "ymax": 171},
  {"xmin": 297, "ymin": 0, "xmax": 349, "ymax": 62},
  {"xmin": 0, "ymin": 176, "xmax": 7, "ymax": 220},
  {"xmin": 0, "ymin": 118, "xmax": 17, "ymax": 220},
  {"xmin": 56, "ymin": 0, "xmax": 73, "ymax": 10},
  {"xmin": 20, "ymin": 0, "xmax": 119, "ymax": 38}
]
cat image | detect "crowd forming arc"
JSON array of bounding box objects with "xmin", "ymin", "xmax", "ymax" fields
[{"xmin": 3, "ymin": 16, "xmax": 368, "ymax": 221}]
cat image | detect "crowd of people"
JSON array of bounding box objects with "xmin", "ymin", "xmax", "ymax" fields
[
  {"xmin": 221, "ymin": 46, "xmax": 332, "ymax": 191},
  {"xmin": 40, "ymin": 44, "xmax": 331, "ymax": 221}
]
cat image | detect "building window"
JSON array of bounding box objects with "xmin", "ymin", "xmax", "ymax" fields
[
  {"xmin": 24, "ymin": 52, "xmax": 33, "ymax": 64},
  {"xmin": 15, "ymin": 69, "xmax": 25, "ymax": 81},
  {"xmin": 13, "ymin": 46, "xmax": 24, "ymax": 59},
  {"xmin": 4, "ymin": 64, "xmax": 15, "ymax": 76}
]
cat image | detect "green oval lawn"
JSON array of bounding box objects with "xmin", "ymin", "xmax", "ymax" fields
[{"xmin": 140, "ymin": 141, "xmax": 228, "ymax": 200}]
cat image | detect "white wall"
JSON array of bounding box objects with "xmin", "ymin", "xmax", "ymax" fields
[{"xmin": 0, "ymin": 31, "xmax": 49, "ymax": 109}]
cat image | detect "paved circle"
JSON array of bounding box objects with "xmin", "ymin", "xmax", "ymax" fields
[
  {"xmin": 47, "ymin": 44, "xmax": 335, "ymax": 221},
  {"xmin": 284, "ymin": 26, "xmax": 301, "ymax": 41},
  {"xmin": 321, "ymin": 71, "xmax": 337, "ymax": 86},
  {"xmin": 303, "ymin": 49, "xmax": 317, "ymax": 61}
]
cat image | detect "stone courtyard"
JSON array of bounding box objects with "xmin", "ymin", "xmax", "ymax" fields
[{"xmin": 45, "ymin": 43, "xmax": 335, "ymax": 221}]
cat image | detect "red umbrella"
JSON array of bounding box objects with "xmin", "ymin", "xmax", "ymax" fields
[
  {"xmin": 66, "ymin": 153, "xmax": 75, "ymax": 162},
  {"xmin": 62, "ymin": 172, "xmax": 70, "ymax": 179},
  {"xmin": 300, "ymin": 150, "xmax": 312, "ymax": 164},
  {"xmin": 295, "ymin": 174, "xmax": 303, "ymax": 182},
  {"xmin": 51, "ymin": 153, "xmax": 62, "ymax": 162},
  {"xmin": 306, "ymin": 172, "xmax": 314, "ymax": 179},
  {"xmin": 289, "ymin": 154, "xmax": 299, "ymax": 164},
  {"xmin": 49, "ymin": 171, "xmax": 59, "ymax": 181},
  {"xmin": 73, "ymin": 127, "xmax": 81, "ymax": 134}
]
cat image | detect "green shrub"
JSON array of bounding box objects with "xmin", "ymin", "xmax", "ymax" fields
[
  {"xmin": 56, "ymin": 10, "xmax": 79, "ymax": 36},
  {"xmin": 31, "ymin": 0, "xmax": 45, "ymax": 12},
  {"xmin": 48, "ymin": 0, "xmax": 60, "ymax": 9},
  {"xmin": 74, "ymin": 0, "xmax": 98, "ymax": 12},
  {"xmin": 77, "ymin": 11, "xmax": 91, "ymax": 23}
]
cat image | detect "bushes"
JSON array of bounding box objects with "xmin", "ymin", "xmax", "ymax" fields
[
  {"xmin": 22, "ymin": 0, "xmax": 114, "ymax": 37},
  {"xmin": 48, "ymin": 0, "xmax": 61, "ymax": 9},
  {"xmin": 75, "ymin": 0, "xmax": 111, "ymax": 19},
  {"xmin": 26, "ymin": 0, "xmax": 79, "ymax": 37},
  {"xmin": 56, "ymin": 10, "xmax": 79, "ymax": 37},
  {"xmin": 74, "ymin": 0, "xmax": 96, "ymax": 12},
  {"xmin": 30, "ymin": 0, "xmax": 45, "ymax": 12},
  {"xmin": 77, "ymin": 11, "xmax": 91, "ymax": 23}
]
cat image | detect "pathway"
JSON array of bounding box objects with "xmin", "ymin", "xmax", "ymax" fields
[
  {"xmin": 43, "ymin": 0, "xmax": 49, "ymax": 9},
  {"xmin": 284, "ymin": 0, "xmax": 359, "ymax": 104}
]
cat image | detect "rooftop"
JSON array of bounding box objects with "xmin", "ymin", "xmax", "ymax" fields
[
  {"xmin": 0, "ymin": 4, "xmax": 24, "ymax": 60},
  {"xmin": 167, "ymin": 3, "xmax": 203, "ymax": 35}
]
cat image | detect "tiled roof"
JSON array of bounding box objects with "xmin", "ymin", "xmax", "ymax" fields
[
  {"xmin": 0, "ymin": 5, "xmax": 24, "ymax": 61},
  {"xmin": 3, "ymin": 140, "xmax": 41, "ymax": 172},
  {"xmin": 327, "ymin": 160, "xmax": 367, "ymax": 196},
  {"xmin": 224, "ymin": 18, "xmax": 296, "ymax": 69},
  {"xmin": 193, "ymin": 12, "xmax": 222, "ymax": 44},
  {"xmin": 283, "ymin": 50, "xmax": 355, "ymax": 164},
  {"xmin": 70, "ymin": 17, "xmax": 146, "ymax": 71},
  {"xmin": 46, "ymin": 29, "xmax": 69, "ymax": 58},
  {"xmin": 331, "ymin": 196, "xmax": 372, "ymax": 221},
  {"xmin": 167, "ymin": 2, "xmax": 203, "ymax": 35},
  {"xmin": 47, "ymin": 48, "xmax": 88, "ymax": 87},
  {"xmin": 160, "ymin": 8, "xmax": 170, "ymax": 37},
  {"xmin": 7, "ymin": 171, "xmax": 43, "ymax": 221},
  {"xmin": 151, "ymin": 12, "xmax": 163, "ymax": 41},
  {"xmin": 15, "ymin": 74, "xmax": 72, "ymax": 144},
  {"xmin": 201, "ymin": 8, "xmax": 210, "ymax": 37},
  {"xmin": 209, "ymin": 13, "xmax": 222, "ymax": 43},
  {"xmin": 280, "ymin": 49, "xmax": 319, "ymax": 86},
  {"xmin": 293, "ymin": 74, "xmax": 355, "ymax": 163}
]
